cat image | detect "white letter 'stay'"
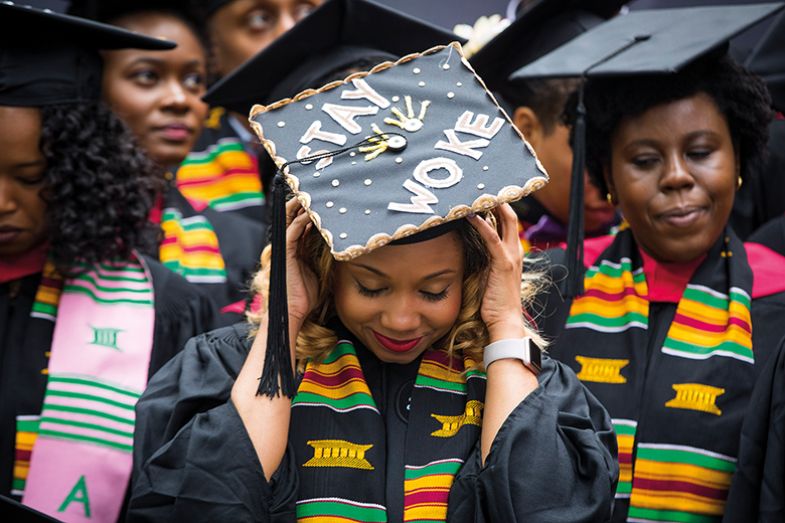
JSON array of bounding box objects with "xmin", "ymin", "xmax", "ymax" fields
[
  {"xmin": 322, "ymin": 103, "xmax": 379, "ymax": 134},
  {"xmin": 300, "ymin": 121, "xmax": 347, "ymax": 146},
  {"xmin": 341, "ymin": 78, "xmax": 390, "ymax": 108}
]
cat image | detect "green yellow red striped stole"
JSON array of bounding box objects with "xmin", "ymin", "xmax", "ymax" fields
[
  {"xmin": 176, "ymin": 108, "xmax": 264, "ymax": 212},
  {"xmin": 14, "ymin": 256, "xmax": 155, "ymax": 523},
  {"xmin": 627, "ymin": 443, "xmax": 736, "ymax": 521},
  {"xmin": 291, "ymin": 338, "xmax": 486, "ymax": 522},
  {"xmin": 159, "ymin": 207, "xmax": 227, "ymax": 284},
  {"xmin": 566, "ymin": 240, "xmax": 753, "ymax": 363},
  {"xmin": 558, "ymin": 229, "xmax": 755, "ymax": 522}
]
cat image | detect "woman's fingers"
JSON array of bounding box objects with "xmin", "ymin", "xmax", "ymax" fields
[
  {"xmin": 285, "ymin": 197, "xmax": 303, "ymax": 227},
  {"xmin": 286, "ymin": 209, "xmax": 311, "ymax": 249}
]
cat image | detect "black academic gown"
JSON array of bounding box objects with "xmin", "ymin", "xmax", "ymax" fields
[
  {"xmin": 748, "ymin": 213, "xmax": 785, "ymax": 257},
  {"xmin": 0, "ymin": 257, "xmax": 215, "ymax": 505},
  {"xmin": 722, "ymin": 335, "xmax": 785, "ymax": 522},
  {"xmin": 129, "ymin": 323, "xmax": 619, "ymax": 522},
  {"xmin": 533, "ymin": 230, "xmax": 785, "ymax": 522}
]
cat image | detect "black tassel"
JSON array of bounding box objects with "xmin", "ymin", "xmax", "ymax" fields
[
  {"xmin": 257, "ymin": 173, "xmax": 295, "ymax": 398},
  {"xmin": 563, "ymin": 85, "xmax": 587, "ymax": 298}
]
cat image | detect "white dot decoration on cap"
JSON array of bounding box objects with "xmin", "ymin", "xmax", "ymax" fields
[
  {"xmin": 364, "ymin": 179, "xmax": 372, "ymax": 186},
  {"xmin": 277, "ymin": 121, "xmax": 286, "ymax": 128},
  {"xmin": 442, "ymin": 64, "xmax": 451, "ymax": 70},
  {"xmin": 413, "ymin": 67, "xmax": 421, "ymax": 74},
  {"xmin": 313, "ymin": 171, "xmax": 321, "ymax": 178},
  {"xmin": 325, "ymin": 201, "xmax": 334, "ymax": 208},
  {"xmin": 447, "ymin": 92, "xmax": 455, "ymax": 99},
  {"xmin": 482, "ymin": 165, "xmax": 489, "ymax": 171},
  {"xmin": 477, "ymin": 183, "xmax": 486, "ymax": 190},
  {"xmin": 395, "ymin": 157, "xmax": 403, "ymax": 164},
  {"xmin": 352, "ymin": 161, "xmax": 357, "ymax": 165},
  {"xmin": 418, "ymin": 81, "xmax": 426, "ymax": 87},
  {"xmin": 331, "ymin": 179, "xmax": 340, "ymax": 187},
  {"xmin": 364, "ymin": 209, "xmax": 371, "ymax": 215},
  {"xmin": 456, "ymin": 82, "xmax": 463, "ymax": 87},
  {"xmin": 391, "ymin": 96, "xmax": 400, "ymax": 102},
  {"xmin": 349, "ymin": 151, "xmax": 356, "ymax": 157},
  {"xmin": 339, "ymin": 207, "xmax": 347, "ymax": 214},
  {"xmin": 339, "ymin": 232, "xmax": 348, "ymax": 239},
  {"xmin": 305, "ymin": 103, "xmax": 314, "ymax": 110}
]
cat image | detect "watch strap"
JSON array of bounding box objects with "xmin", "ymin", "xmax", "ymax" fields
[{"xmin": 483, "ymin": 337, "xmax": 542, "ymax": 374}]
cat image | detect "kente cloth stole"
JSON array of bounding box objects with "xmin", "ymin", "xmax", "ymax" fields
[
  {"xmin": 175, "ymin": 107, "xmax": 264, "ymax": 212},
  {"xmin": 15, "ymin": 255, "xmax": 155, "ymax": 523},
  {"xmin": 159, "ymin": 188, "xmax": 227, "ymax": 284},
  {"xmin": 564, "ymin": 229, "xmax": 753, "ymax": 522},
  {"xmin": 289, "ymin": 340, "xmax": 486, "ymax": 522}
]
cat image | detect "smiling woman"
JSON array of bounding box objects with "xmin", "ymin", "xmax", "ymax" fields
[{"xmin": 526, "ymin": 7, "xmax": 785, "ymax": 522}]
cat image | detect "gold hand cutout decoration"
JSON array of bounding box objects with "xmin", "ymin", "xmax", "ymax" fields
[
  {"xmin": 384, "ymin": 95, "xmax": 430, "ymax": 132},
  {"xmin": 359, "ymin": 124, "xmax": 408, "ymax": 161}
]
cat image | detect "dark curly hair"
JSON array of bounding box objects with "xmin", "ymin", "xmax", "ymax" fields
[
  {"xmin": 565, "ymin": 53, "xmax": 774, "ymax": 196},
  {"xmin": 39, "ymin": 102, "xmax": 163, "ymax": 274}
]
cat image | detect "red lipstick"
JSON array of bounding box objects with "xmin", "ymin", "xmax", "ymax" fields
[{"xmin": 372, "ymin": 330, "xmax": 422, "ymax": 353}]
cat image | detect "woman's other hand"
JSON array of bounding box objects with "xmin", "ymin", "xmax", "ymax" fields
[{"xmin": 468, "ymin": 203, "xmax": 526, "ymax": 342}]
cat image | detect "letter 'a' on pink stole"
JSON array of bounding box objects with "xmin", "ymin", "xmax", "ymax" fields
[{"xmin": 23, "ymin": 256, "xmax": 155, "ymax": 523}]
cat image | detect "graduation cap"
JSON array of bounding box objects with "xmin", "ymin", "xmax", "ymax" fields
[
  {"xmin": 204, "ymin": 0, "xmax": 463, "ymax": 115},
  {"xmin": 249, "ymin": 41, "xmax": 548, "ymax": 396},
  {"xmin": 0, "ymin": 1, "xmax": 175, "ymax": 107},
  {"xmin": 511, "ymin": 2, "xmax": 785, "ymax": 297},
  {"xmin": 469, "ymin": 0, "xmax": 626, "ymax": 103},
  {"xmin": 745, "ymin": 9, "xmax": 785, "ymax": 112}
]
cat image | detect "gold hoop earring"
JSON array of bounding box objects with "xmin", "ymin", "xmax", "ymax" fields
[
  {"xmin": 606, "ymin": 193, "xmax": 615, "ymax": 205},
  {"xmin": 737, "ymin": 176, "xmax": 743, "ymax": 190}
]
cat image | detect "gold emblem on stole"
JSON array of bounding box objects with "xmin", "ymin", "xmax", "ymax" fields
[
  {"xmin": 303, "ymin": 439, "xmax": 374, "ymax": 470},
  {"xmin": 431, "ymin": 400, "xmax": 484, "ymax": 438},
  {"xmin": 665, "ymin": 383, "xmax": 725, "ymax": 416},
  {"xmin": 575, "ymin": 356, "xmax": 629, "ymax": 384}
]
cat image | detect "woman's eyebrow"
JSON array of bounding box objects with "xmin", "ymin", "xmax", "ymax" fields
[{"xmin": 350, "ymin": 263, "xmax": 456, "ymax": 280}]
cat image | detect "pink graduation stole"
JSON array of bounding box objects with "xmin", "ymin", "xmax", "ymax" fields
[{"xmin": 22, "ymin": 255, "xmax": 155, "ymax": 523}]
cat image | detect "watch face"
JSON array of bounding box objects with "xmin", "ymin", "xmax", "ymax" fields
[{"xmin": 530, "ymin": 341, "xmax": 542, "ymax": 371}]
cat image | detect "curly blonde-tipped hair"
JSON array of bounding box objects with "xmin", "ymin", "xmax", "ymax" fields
[{"xmin": 248, "ymin": 215, "xmax": 545, "ymax": 371}]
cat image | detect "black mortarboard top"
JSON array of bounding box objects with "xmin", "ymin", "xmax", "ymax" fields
[
  {"xmin": 0, "ymin": 495, "xmax": 59, "ymax": 522},
  {"xmin": 249, "ymin": 41, "xmax": 548, "ymax": 397},
  {"xmin": 510, "ymin": 3, "xmax": 785, "ymax": 298},
  {"xmin": 746, "ymin": 9, "xmax": 785, "ymax": 112},
  {"xmin": 469, "ymin": 0, "xmax": 626, "ymax": 102},
  {"xmin": 203, "ymin": 0, "xmax": 463, "ymax": 116},
  {"xmin": 0, "ymin": 1, "xmax": 175, "ymax": 107}
]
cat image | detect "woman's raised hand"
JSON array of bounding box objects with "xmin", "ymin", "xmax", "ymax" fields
[
  {"xmin": 468, "ymin": 204, "xmax": 527, "ymax": 342},
  {"xmin": 285, "ymin": 198, "xmax": 318, "ymax": 330}
]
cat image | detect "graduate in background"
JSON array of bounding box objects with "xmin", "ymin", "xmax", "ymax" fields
[
  {"xmin": 0, "ymin": 5, "xmax": 214, "ymax": 521},
  {"xmin": 516, "ymin": 5, "xmax": 785, "ymax": 522},
  {"xmin": 73, "ymin": 0, "xmax": 268, "ymax": 323},
  {"xmin": 468, "ymin": 0, "xmax": 622, "ymax": 251},
  {"xmin": 128, "ymin": 2, "xmax": 617, "ymax": 520},
  {"xmin": 172, "ymin": 0, "xmax": 324, "ymax": 229}
]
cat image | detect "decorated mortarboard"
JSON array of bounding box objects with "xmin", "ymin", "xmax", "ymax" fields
[
  {"xmin": 469, "ymin": 0, "xmax": 626, "ymax": 97},
  {"xmin": 251, "ymin": 41, "xmax": 548, "ymax": 397},
  {"xmin": 204, "ymin": 0, "xmax": 463, "ymax": 115},
  {"xmin": 0, "ymin": 2, "xmax": 175, "ymax": 107},
  {"xmin": 509, "ymin": 2, "xmax": 785, "ymax": 298}
]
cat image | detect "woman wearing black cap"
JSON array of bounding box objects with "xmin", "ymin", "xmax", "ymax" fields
[
  {"xmin": 129, "ymin": 36, "xmax": 617, "ymax": 522},
  {"xmin": 72, "ymin": 1, "xmax": 268, "ymax": 325},
  {"xmin": 0, "ymin": 4, "xmax": 214, "ymax": 521},
  {"xmin": 517, "ymin": 5, "xmax": 785, "ymax": 522}
]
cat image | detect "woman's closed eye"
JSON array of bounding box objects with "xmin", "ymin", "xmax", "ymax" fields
[{"xmin": 356, "ymin": 281, "xmax": 386, "ymax": 297}]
